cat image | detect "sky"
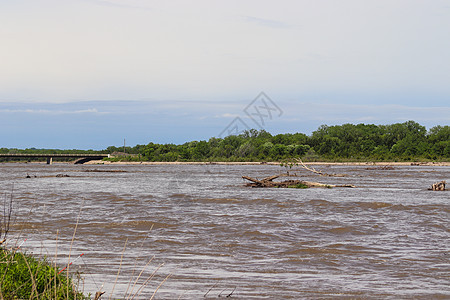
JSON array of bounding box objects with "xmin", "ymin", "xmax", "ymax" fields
[{"xmin": 1, "ymin": 0, "xmax": 449, "ymax": 149}]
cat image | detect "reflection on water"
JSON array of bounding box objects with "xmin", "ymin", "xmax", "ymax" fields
[{"xmin": 1, "ymin": 163, "xmax": 449, "ymax": 299}]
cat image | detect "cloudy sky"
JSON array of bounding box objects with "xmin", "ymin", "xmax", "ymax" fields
[{"xmin": 1, "ymin": 0, "xmax": 449, "ymax": 149}]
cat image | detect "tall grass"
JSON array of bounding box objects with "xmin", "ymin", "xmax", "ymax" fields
[{"xmin": 0, "ymin": 246, "xmax": 88, "ymax": 299}]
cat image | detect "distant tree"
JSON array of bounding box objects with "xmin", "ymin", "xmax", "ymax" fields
[
  {"xmin": 5, "ymin": 121, "xmax": 447, "ymax": 163},
  {"xmin": 193, "ymin": 141, "xmax": 210, "ymax": 159}
]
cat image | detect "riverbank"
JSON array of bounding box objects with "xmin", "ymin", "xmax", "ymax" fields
[
  {"xmin": 2, "ymin": 160, "xmax": 449, "ymax": 166},
  {"xmin": 84, "ymin": 160, "xmax": 450, "ymax": 166}
]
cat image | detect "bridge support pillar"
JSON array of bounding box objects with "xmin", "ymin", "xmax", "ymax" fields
[{"xmin": 47, "ymin": 157, "xmax": 53, "ymax": 164}]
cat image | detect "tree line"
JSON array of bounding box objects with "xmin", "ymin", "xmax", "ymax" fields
[
  {"xmin": 106, "ymin": 121, "xmax": 449, "ymax": 162},
  {"xmin": 2, "ymin": 121, "xmax": 449, "ymax": 162}
]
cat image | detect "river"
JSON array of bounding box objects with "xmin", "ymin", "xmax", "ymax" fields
[{"xmin": 1, "ymin": 163, "xmax": 449, "ymax": 299}]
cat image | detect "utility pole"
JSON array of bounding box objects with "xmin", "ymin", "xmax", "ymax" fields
[{"xmin": 123, "ymin": 138, "xmax": 126, "ymax": 153}]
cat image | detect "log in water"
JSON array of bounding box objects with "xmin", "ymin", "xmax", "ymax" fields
[{"xmin": 1, "ymin": 163, "xmax": 449, "ymax": 299}]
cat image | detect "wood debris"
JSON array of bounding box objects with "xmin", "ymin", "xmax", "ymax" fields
[
  {"xmin": 242, "ymin": 174, "xmax": 355, "ymax": 188},
  {"xmin": 293, "ymin": 159, "xmax": 347, "ymax": 177},
  {"xmin": 429, "ymin": 181, "xmax": 446, "ymax": 191}
]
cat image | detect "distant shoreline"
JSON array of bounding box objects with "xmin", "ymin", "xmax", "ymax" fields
[
  {"xmin": 2, "ymin": 160, "xmax": 449, "ymax": 166},
  {"xmin": 83, "ymin": 160, "xmax": 450, "ymax": 166}
]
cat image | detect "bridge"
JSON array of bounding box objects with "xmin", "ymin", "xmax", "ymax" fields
[{"xmin": 0, "ymin": 153, "xmax": 110, "ymax": 164}]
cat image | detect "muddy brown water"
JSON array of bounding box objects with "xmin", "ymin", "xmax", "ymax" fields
[{"xmin": 1, "ymin": 163, "xmax": 449, "ymax": 299}]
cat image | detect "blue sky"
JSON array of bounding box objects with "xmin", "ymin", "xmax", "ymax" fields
[{"xmin": 1, "ymin": 0, "xmax": 449, "ymax": 149}]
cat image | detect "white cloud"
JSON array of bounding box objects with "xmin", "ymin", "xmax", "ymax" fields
[
  {"xmin": 0, "ymin": 0, "xmax": 448, "ymax": 104},
  {"xmin": 281, "ymin": 102, "xmax": 450, "ymax": 125},
  {"xmin": 243, "ymin": 16, "xmax": 290, "ymax": 28},
  {"xmin": 0, "ymin": 108, "xmax": 104, "ymax": 115},
  {"xmin": 216, "ymin": 113, "xmax": 240, "ymax": 118},
  {"xmin": 82, "ymin": 0, "xmax": 153, "ymax": 10},
  {"xmin": 0, "ymin": 0, "xmax": 449, "ymax": 148}
]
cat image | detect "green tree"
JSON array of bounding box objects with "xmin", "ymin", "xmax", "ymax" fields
[{"xmin": 193, "ymin": 141, "xmax": 210, "ymax": 159}]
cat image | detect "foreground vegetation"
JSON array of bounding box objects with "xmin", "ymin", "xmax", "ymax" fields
[
  {"xmin": 0, "ymin": 247, "xmax": 88, "ymax": 299},
  {"xmin": 2, "ymin": 121, "xmax": 449, "ymax": 162}
]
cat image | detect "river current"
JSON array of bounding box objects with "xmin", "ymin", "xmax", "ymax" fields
[{"xmin": 1, "ymin": 163, "xmax": 449, "ymax": 299}]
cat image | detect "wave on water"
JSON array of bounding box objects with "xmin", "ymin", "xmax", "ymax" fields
[
  {"xmin": 283, "ymin": 246, "xmax": 349, "ymax": 256},
  {"xmin": 324, "ymin": 226, "xmax": 371, "ymax": 235},
  {"xmin": 79, "ymin": 220, "xmax": 177, "ymax": 230},
  {"xmin": 191, "ymin": 197, "xmax": 241, "ymax": 204},
  {"xmin": 243, "ymin": 198, "xmax": 280, "ymax": 205},
  {"xmin": 152, "ymin": 239, "xmax": 184, "ymax": 245},
  {"xmin": 168, "ymin": 193, "xmax": 192, "ymax": 199},
  {"xmin": 240, "ymin": 230, "xmax": 281, "ymax": 241},
  {"xmin": 306, "ymin": 199, "xmax": 333, "ymax": 206},
  {"xmin": 352, "ymin": 201, "xmax": 394, "ymax": 209}
]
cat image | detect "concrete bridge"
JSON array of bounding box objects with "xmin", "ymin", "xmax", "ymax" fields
[{"xmin": 0, "ymin": 153, "xmax": 110, "ymax": 164}]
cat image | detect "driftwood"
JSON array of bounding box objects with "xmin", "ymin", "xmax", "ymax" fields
[
  {"xmin": 429, "ymin": 181, "xmax": 446, "ymax": 191},
  {"xmin": 242, "ymin": 175, "xmax": 355, "ymax": 188},
  {"xmin": 294, "ymin": 159, "xmax": 347, "ymax": 177}
]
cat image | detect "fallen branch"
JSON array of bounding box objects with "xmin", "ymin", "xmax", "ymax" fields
[
  {"xmin": 295, "ymin": 159, "xmax": 346, "ymax": 177},
  {"xmin": 242, "ymin": 175, "xmax": 355, "ymax": 188},
  {"xmin": 261, "ymin": 174, "xmax": 281, "ymax": 181}
]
